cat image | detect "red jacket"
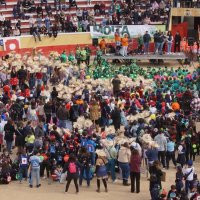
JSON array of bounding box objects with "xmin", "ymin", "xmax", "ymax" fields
[
  {"xmin": 36, "ymin": 72, "xmax": 43, "ymax": 79},
  {"xmin": 130, "ymin": 154, "xmax": 141, "ymax": 173}
]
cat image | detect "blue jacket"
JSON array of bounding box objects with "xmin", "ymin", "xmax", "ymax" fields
[{"xmin": 146, "ymin": 148, "xmax": 158, "ymax": 162}]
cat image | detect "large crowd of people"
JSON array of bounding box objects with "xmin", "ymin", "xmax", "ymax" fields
[{"xmin": 0, "ymin": 47, "xmax": 200, "ymax": 200}]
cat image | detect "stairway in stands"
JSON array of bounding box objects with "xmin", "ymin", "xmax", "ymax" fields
[{"xmin": 1, "ymin": 0, "xmax": 111, "ymax": 34}]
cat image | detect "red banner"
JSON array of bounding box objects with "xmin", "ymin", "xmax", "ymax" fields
[{"xmin": 172, "ymin": 22, "xmax": 188, "ymax": 38}]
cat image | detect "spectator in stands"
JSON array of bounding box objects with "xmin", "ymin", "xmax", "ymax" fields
[
  {"xmin": 52, "ymin": 24, "xmax": 58, "ymax": 38},
  {"xmin": 40, "ymin": 25, "xmax": 48, "ymax": 35},
  {"xmin": 41, "ymin": 0, "xmax": 47, "ymax": 5},
  {"xmin": 30, "ymin": 0, "xmax": 36, "ymax": 12},
  {"xmin": 152, "ymin": 1, "xmax": 159, "ymax": 11},
  {"xmin": 114, "ymin": 2, "xmax": 121, "ymax": 21},
  {"xmin": 81, "ymin": 19, "xmax": 89, "ymax": 32},
  {"xmin": 60, "ymin": 0, "xmax": 68, "ymax": 10},
  {"xmin": 143, "ymin": 17, "xmax": 151, "ymax": 25},
  {"xmin": 29, "ymin": 15, "xmax": 35, "ymax": 28},
  {"xmin": 0, "ymin": 0, "xmax": 7, "ymax": 8},
  {"xmin": 159, "ymin": 0, "xmax": 166, "ymax": 11},
  {"xmin": 18, "ymin": 5, "xmax": 25, "ymax": 19},
  {"xmin": 0, "ymin": 12, "xmax": 5, "ymax": 22},
  {"xmin": 87, "ymin": 0, "xmax": 91, "ymax": 5},
  {"xmin": 174, "ymin": 31, "xmax": 181, "ymax": 52},
  {"xmin": 60, "ymin": 12, "xmax": 65, "ymax": 32},
  {"xmin": 15, "ymin": 19, "xmax": 21, "ymax": 35},
  {"xmin": 13, "ymin": 6, "xmax": 18, "ymax": 18},
  {"xmin": 54, "ymin": 0, "xmax": 61, "ymax": 10},
  {"xmin": 132, "ymin": 9, "xmax": 139, "ymax": 25},
  {"xmin": 13, "ymin": 27, "xmax": 20, "ymax": 36},
  {"xmin": 36, "ymin": 15, "xmax": 43, "ymax": 29},
  {"xmin": 44, "ymin": 15, "xmax": 51, "ymax": 33},
  {"xmin": 143, "ymin": 31, "xmax": 151, "ymax": 54},
  {"xmin": 22, "ymin": 0, "xmax": 32, "ymax": 13},
  {"xmin": 100, "ymin": 2, "xmax": 106, "ymax": 15},
  {"xmin": 3, "ymin": 26, "xmax": 11, "ymax": 37},
  {"xmin": 82, "ymin": 8, "xmax": 88, "ymax": 21},
  {"xmin": 94, "ymin": 2, "xmax": 100, "ymax": 16},
  {"xmin": 102, "ymin": 17, "xmax": 107, "ymax": 26},
  {"xmin": 69, "ymin": 0, "xmax": 77, "ymax": 9},
  {"xmin": 45, "ymin": 4, "xmax": 52, "ymax": 16},
  {"xmin": 36, "ymin": 4, "xmax": 43, "ymax": 18},
  {"xmin": 76, "ymin": 8, "xmax": 82, "ymax": 22},
  {"xmin": 31, "ymin": 24, "xmax": 42, "ymax": 42}
]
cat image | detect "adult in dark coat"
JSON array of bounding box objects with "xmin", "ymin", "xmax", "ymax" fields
[
  {"xmin": 112, "ymin": 76, "xmax": 121, "ymax": 97},
  {"xmin": 149, "ymin": 161, "xmax": 163, "ymax": 191},
  {"xmin": 17, "ymin": 65, "xmax": 27, "ymax": 86},
  {"xmin": 51, "ymin": 87, "xmax": 58, "ymax": 100},
  {"xmin": 174, "ymin": 32, "xmax": 181, "ymax": 52},
  {"xmin": 101, "ymin": 101, "xmax": 111, "ymax": 127},
  {"xmin": 15, "ymin": 121, "xmax": 25, "ymax": 152},
  {"xmin": 4, "ymin": 119, "xmax": 15, "ymax": 153},
  {"xmin": 44, "ymin": 100, "xmax": 52, "ymax": 124},
  {"xmin": 111, "ymin": 106, "xmax": 121, "ymax": 131}
]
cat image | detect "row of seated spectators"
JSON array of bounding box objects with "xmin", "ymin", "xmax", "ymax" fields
[{"xmin": 1, "ymin": 0, "xmax": 171, "ymax": 37}]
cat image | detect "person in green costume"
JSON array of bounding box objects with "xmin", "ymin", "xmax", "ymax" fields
[
  {"xmin": 68, "ymin": 51, "xmax": 75, "ymax": 62},
  {"xmin": 80, "ymin": 47, "xmax": 87, "ymax": 63},
  {"xmin": 85, "ymin": 45, "xmax": 91, "ymax": 66},
  {"xmin": 60, "ymin": 50, "xmax": 67, "ymax": 63}
]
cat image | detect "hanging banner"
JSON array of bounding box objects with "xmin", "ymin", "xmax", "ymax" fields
[
  {"xmin": 172, "ymin": 22, "xmax": 188, "ymax": 38},
  {"xmin": 3, "ymin": 37, "xmax": 21, "ymax": 51},
  {"xmin": 90, "ymin": 25, "xmax": 166, "ymax": 39}
]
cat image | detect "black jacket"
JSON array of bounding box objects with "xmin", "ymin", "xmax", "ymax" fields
[
  {"xmin": 175, "ymin": 34, "xmax": 181, "ymax": 44},
  {"xmin": 4, "ymin": 123, "xmax": 15, "ymax": 142}
]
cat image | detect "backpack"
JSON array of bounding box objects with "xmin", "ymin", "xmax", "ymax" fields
[
  {"xmin": 20, "ymin": 155, "xmax": 28, "ymax": 167},
  {"xmin": 87, "ymin": 144, "xmax": 95, "ymax": 153},
  {"xmin": 49, "ymin": 144, "xmax": 56, "ymax": 154},
  {"xmin": 69, "ymin": 162, "xmax": 77, "ymax": 174},
  {"xmin": 150, "ymin": 173, "xmax": 158, "ymax": 183}
]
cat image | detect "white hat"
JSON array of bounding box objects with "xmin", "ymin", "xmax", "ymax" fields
[{"xmin": 84, "ymin": 119, "xmax": 93, "ymax": 128}]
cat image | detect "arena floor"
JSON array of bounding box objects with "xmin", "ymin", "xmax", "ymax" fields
[{"xmin": 0, "ymin": 156, "xmax": 200, "ymax": 200}]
